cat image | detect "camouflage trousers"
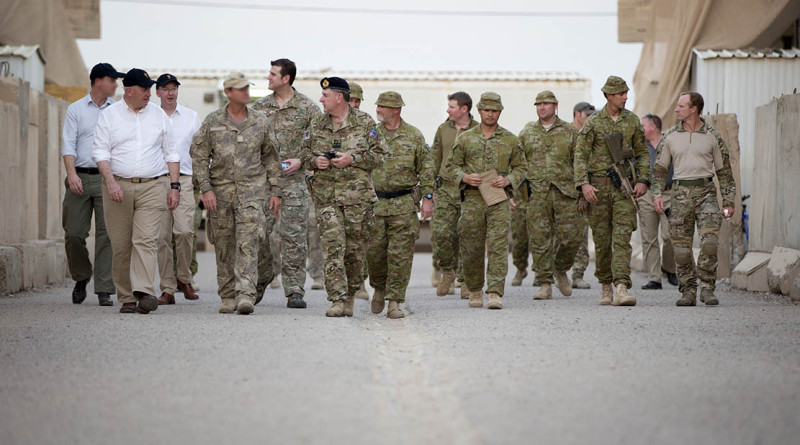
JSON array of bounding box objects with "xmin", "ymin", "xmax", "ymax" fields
[
  {"xmin": 260, "ymin": 181, "xmax": 309, "ymax": 297},
  {"xmin": 368, "ymin": 212, "xmax": 419, "ymax": 303},
  {"xmin": 511, "ymin": 194, "xmax": 530, "ymax": 271},
  {"xmin": 316, "ymin": 201, "xmax": 372, "ymax": 301},
  {"xmin": 208, "ymin": 199, "xmax": 266, "ymax": 302},
  {"xmin": 432, "ymin": 181, "xmax": 463, "ymax": 280},
  {"xmin": 459, "ymin": 191, "xmax": 511, "ymax": 296},
  {"xmin": 306, "ymin": 199, "xmax": 324, "ymax": 282},
  {"xmin": 669, "ymin": 182, "xmax": 721, "ymax": 294},
  {"xmin": 190, "ymin": 188, "xmax": 201, "ymax": 276},
  {"xmin": 587, "ymin": 178, "xmax": 637, "ymax": 288},
  {"xmin": 528, "ymin": 185, "xmax": 585, "ymax": 284},
  {"xmin": 571, "ymin": 227, "xmax": 589, "ymax": 279}
]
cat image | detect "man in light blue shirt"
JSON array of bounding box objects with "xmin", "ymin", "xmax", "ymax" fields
[{"xmin": 61, "ymin": 63, "xmax": 124, "ymax": 306}]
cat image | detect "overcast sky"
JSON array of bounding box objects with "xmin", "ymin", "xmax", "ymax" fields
[{"xmin": 77, "ymin": 0, "xmax": 643, "ymax": 107}]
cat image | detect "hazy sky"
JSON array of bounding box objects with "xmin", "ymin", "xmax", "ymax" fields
[{"xmin": 77, "ymin": 0, "xmax": 643, "ymax": 107}]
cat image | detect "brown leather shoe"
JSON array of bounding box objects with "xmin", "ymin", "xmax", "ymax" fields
[
  {"xmin": 120, "ymin": 303, "xmax": 136, "ymax": 313},
  {"xmin": 158, "ymin": 292, "xmax": 175, "ymax": 305},
  {"xmin": 178, "ymin": 281, "xmax": 199, "ymax": 300}
]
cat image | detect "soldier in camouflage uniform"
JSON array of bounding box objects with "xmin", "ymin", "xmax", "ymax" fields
[
  {"xmin": 191, "ymin": 72, "xmax": 283, "ymax": 315},
  {"xmin": 575, "ymin": 76, "xmax": 649, "ymax": 306},
  {"xmin": 653, "ymin": 92, "xmax": 735, "ymax": 306},
  {"xmin": 301, "ymin": 77, "xmax": 385, "ymax": 317},
  {"xmin": 432, "ymin": 92, "xmax": 478, "ymax": 298},
  {"xmin": 520, "ymin": 91, "xmax": 584, "ymax": 300},
  {"xmin": 252, "ymin": 59, "xmax": 321, "ymax": 308},
  {"xmin": 448, "ymin": 92, "xmax": 526, "ymax": 310},
  {"xmin": 367, "ymin": 92, "xmax": 434, "ymax": 319},
  {"xmin": 570, "ymin": 102, "xmax": 596, "ymax": 289},
  {"xmin": 348, "ymin": 82, "xmax": 363, "ymax": 109}
]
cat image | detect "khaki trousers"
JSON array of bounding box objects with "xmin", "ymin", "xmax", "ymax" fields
[
  {"xmin": 103, "ymin": 176, "xmax": 168, "ymax": 304},
  {"xmin": 157, "ymin": 175, "xmax": 195, "ymax": 294},
  {"xmin": 637, "ymin": 190, "xmax": 676, "ymax": 282}
]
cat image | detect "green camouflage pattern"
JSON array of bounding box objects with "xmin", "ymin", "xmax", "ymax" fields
[
  {"xmin": 511, "ymin": 182, "xmax": 530, "ymax": 271},
  {"xmin": 317, "ymin": 202, "xmax": 373, "ymax": 301},
  {"xmin": 527, "ymin": 185, "xmax": 585, "ymax": 284},
  {"xmin": 601, "ymin": 76, "xmax": 629, "ymax": 95},
  {"xmin": 571, "ymin": 227, "xmax": 589, "ymax": 279},
  {"xmin": 368, "ymin": 212, "xmax": 419, "ymax": 302},
  {"xmin": 447, "ymin": 125, "xmax": 526, "ymax": 194},
  {"xmin": 519, "ymin": 117, "xmax": 579, "ymax": 199},
  {"xmin": 208, "ymin": 199, "xmax": 265, "ymax": 301},
  {"xmin": 477, "ymin": 92, "xmax": 504, "ymax": 111},
  {"xmin": 375, "ymin": 91, "xmax": 405, "ymax": 108}
]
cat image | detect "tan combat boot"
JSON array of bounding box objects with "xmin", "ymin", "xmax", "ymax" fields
[
  {"xmin": 387, "ymin": 300, "xmax": 405, "ymax": 319},
  {"xmin": 344, "ymin": 295, "xmax": 355, "ymax": 317},
  {"xmin": 511, "ymin": 268, "xmax": 528, "ymax": 286},
  {"xmin": 326, "ymin": 299, "xmax": 346, "ymax": 317},
  {"xmin": 572, "ymin": 277, "xmax": 591, "ymax": 289},
  {"xmin": 311, "ymin": 277, "xmax": 324, "ymax": 290},
  {"xmin": 612, "ymin": 284, "xmax": 637, "ymax": 306},
  {"xmin": 236, "ymin": 297, "xmax": 255, "ymax": 315},
  {"xmin": 355, "ymin": 282, "xmax": 369, "ymax": 300},
  {"xmin": 269, "ymin": 277, "xmax": 281, "ymax": 289},
  {"xmin": 437, "ymin": 269, "xmax": 456, "ymax": 296},
  {"xmin": 533, "ymin": 284, "xmax": 552, "ymax": 300},
  {"xmin": 700, "ymin": 288, "xmax": 719, "ymax": 306},
  {"xmin": 431, "ymin": 268, "xmax": 441, "ymax": 287},
  {"xmin": 460, "ymin": 282, "xmax": 470, "ymax": 299},
  {"xmin": 554, "ymin": 270, "xmax": 573, "ymax": 297},
  {"xmin": 599, "ymin": 283, "xmax": 613, "ymax": 305},
  {"xmin": 468, "ymin": 290, "xmax": 483, "ymax": 308},
  {"xmin": 676, "ymin": 292, "xmax": 696, "ymax": 306},
  {"xmin": 487, "ymin": 292, "xmax": 503, "ymax": 309},
  {"xmin": 371, "ymin": 288, "xmax": 386, "ymax": 314},
  {"xmin": 218, "ymin": 297, "xmax": 236, "ymax": 314}
]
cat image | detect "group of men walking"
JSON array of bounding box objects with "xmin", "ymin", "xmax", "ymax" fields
[{"xmin": 61, "ymin": 59, "xmax": 735, "ymax": 318}]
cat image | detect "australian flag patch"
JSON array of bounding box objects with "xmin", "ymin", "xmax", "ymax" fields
[
  {"xmin": 369, "ymin": 128, "xmax": 377, "ymax": 138},
  {"xmin": 303, "ymin": 130, "xmax": 310, "ymax": 140}
]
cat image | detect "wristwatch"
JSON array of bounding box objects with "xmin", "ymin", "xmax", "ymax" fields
[
  {"xmin": 424, "ymin": 193, "xmax": 433, "ymax": 199},
  {"xmin": 170, "ymin": 181, "xmax": 181, "ymax": 191}
]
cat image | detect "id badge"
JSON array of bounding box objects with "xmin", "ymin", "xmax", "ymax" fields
[{"xmin": 237, "ymin": 135, "xmax": 244, "ymax": 143}]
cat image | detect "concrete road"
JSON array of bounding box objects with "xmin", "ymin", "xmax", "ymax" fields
[{"xmin": 1, "ymin": 252, "xmax": 799, "ymax": 445}]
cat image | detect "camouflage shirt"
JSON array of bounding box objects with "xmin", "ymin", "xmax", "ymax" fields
[
  {"xmin": 447, "ymin": 124, "xmax": 526, "ymax": 197},
  {"xmin": 373, "ymin": 119, "xmax": 434, "ymax": 216},
  {"xmin": 191, "ymin": 106, "xmax": 283, "ymax": 203},
  {"xmin": 432, "ymin": 116, "xmax": 479, "ymax": 182},
  {"xmin": 653, "ymin": 118, "xmax": 735, "ymax": 207},
  {"xmin": 301, "ymin": 106, "xmax": 386, "ymax": 206},
  {"xmin": 574, "ymin": 105, "xmax": 649, "ymax": 190},
  {"xmin": 519, "ymin": 117, "xmax": 579, "ymax": 199}
]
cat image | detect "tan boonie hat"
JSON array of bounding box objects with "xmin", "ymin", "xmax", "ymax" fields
[
  {"xmin": 375, "ymin": 91, "xmax": 405, "ymax": 108},
  {"xmin": 223, "ymin": 71, "xmax": 253, "ymax": 89},
  {"xmin": 601, "ymin": 76, "xmax": 629, "ymax": 94},
  {"xmin": 477, "ymin": 92, "xmax": 503, "ymax": 111},
  {"xmin": 349, "ymin": 82, "xmax": 364, "ymax": 100},
  {"xmin": 534, "ymin": 90, "xmax": 558, "ymax": 105}
]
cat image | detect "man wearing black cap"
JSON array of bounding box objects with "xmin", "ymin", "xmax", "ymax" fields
[
  {"xmin": 92, "ymin": 68, "xmax": 181, "ymax": 314},
  {"xmin": 301, "ymin": 77, "xmax": 386, "ymax": 317},
  {"xmin": 154, "ymin": 74, "xmax": 202, "ymax": 306},
  {"xmin": 60, "ymin": 62, "xmax": 124, "ymax": 307}
]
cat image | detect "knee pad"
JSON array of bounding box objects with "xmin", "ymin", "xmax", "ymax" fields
[
  {"xmin": 701, "ymin": 234, "xmax": 718, "ymax": 255},
  {"xmin": 674, "ymin": 245, "xmax": 694, "ymax": 264}
]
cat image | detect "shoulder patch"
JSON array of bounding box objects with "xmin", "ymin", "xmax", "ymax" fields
[
  {"xmin": 304, "ymin": 130, "xmax": 311, "ymax": 140},
  {"xmin": 369, "ymin": 128, "xmax": 377, "ymax": 138}
]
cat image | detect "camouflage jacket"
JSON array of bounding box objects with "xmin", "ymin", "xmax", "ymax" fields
[
  {"xmin": 373, "ymin": 119, "xmax": 434, "ymax": 216},
  {"xmin": 574, "ymin": 105, "xmax": 649, "ymax": 190},
  {"xmin": 190, "ymin": 106, "xmax": 283, "ymax": 203},
  {"xmin": 447, "ymin": 124, "xmax": 526, "ymax": 198},
  {"xmin": 432, "ymin": 116, "xmax": 479, "ymax": 182},
  {"xmin": 519, "ymin": 117, "xmax": 579, "ymax": 199},
  {"xmin": 300, "ymin": 106, "xmax": 386, "ymax": 206},
  {"xmin": 653, "ymin": 118, "xmax": 735, "ymax": 208}
]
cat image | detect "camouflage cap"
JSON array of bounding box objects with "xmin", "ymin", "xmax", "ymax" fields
[
  {"xmin": 375, "ymin": 91, "xmax": 405, "ymax": 108},
  {"xmin": 223, "ymin": 71, "xmax": 253, "ymax": 89},
  {"xmin": 534, "ymin": 90, "xmax": 558, "ymax": 105},
  {"xmin": 477, "ymin": 92, "xmax": 504, "ymax": 111},
  {"xmin": 349, "ymin": 81, "xmax": 364, "ymax": 100},
  {"xmin": 601, "ymin": 76, "xmax": 629, "ymax": 94}
]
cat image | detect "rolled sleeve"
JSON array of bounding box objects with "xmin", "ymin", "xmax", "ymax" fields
[
  {"xmin": 61, "ymin": 105, "xmax": 79, "ymax": 158},
  {"xmin": 91, "ymin": 112, "xmax": 112, "ymax": 164}
]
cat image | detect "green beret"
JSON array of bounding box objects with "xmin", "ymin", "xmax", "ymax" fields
[
  {"xmin": 375, "ymin": 91, "xmax": 405, "ymax": 108},
  {"xmin": 601, "ymin": 76, "xmax": 629, "ymax": 94},
  {"xmin": 534, "ymin": 90, "xmax": 558, "ymax": 105},
  {"xmin": 349, "ymin": 81, "xmax": 363, "ymax": 100},
  {"xmin": 477, "ymin": 92, "xmax": 504, "ymax": 111}
]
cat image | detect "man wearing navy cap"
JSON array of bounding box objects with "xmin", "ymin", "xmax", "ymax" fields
[
  {"xmin": 301, "ymin": 77, "xmax": 386, "ymax": 317},
  {"xmin": 61, "ymin": 62, "xmax": 124, "ymax": 307},
  {"xmin": 92, "ymin": 68, "xmax": 181, "ymax": 314}
]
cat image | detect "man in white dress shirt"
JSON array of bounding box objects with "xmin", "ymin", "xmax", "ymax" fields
[
  {"xmin": 92, "ymin": 68, "xmax": 181, "ymax": 314},
  {"xmin": 153, "ymin": 73, "xmax": 202, "ymax": 305}
]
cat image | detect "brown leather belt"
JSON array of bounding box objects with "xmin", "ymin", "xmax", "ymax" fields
[{"xmin": 114, "ymin": 175, "xmax": 161, "ymax": 183}]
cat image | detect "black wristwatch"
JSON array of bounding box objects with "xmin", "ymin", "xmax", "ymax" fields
[
  {"xmin": 424, "ymin": 193, "xmax": 433, "ymax": 199},
  {"xmin": 170, "ymin": 181, "xmax": 181, "ymax": 191}
]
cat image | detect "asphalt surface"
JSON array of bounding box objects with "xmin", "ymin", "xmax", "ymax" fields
[{"xmin": 1, "ymin": 252, "xmax": 799, "ymax": 445}]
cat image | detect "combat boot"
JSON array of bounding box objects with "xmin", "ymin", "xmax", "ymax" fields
[
  {"xmin": 533, "ymin": 284, "xmax": 552, "ymax": 300},
  {"xmin": 286, "ymin": 294, "xmax": 307, "ymax": 309},
  {"xmin": 460, "ymin": 282, "xmax": 470, "ymax": 300},
  {"xmin": 431, "ymin": 268, "xmax": 441, "ymax": 287},
  {"xmin": 511, "ymin": 268, "xmax": 528, "ymax": 286},
  {"xmin": 270, "ymin": 277, "xmax": 281, "ymax": 289},
  {"xmin": 487, "ymin": 292, "xmax": 502, "ymax": 309},
  {"xmin": 371, "ymin": 288, "xmax": 386, "ymax": 314},
  {"xmin": 236, "ymin": 297, "xmax": 255, "ymax": 315},
  {"xmin": 599, "ymin": 283, "xmax": 613, "ymax": 305},
  {"xmin": 218, "ymin": 297, "xmax": 236, "ymax": 314},
  {"xmin": 572, "ymin": 277, "xmax": 591, "ymax": 289},
  {"xmin": 468, "ymin": 290, "xmax": 483, "ymax": 308},
  {"xmin": 311, "ymin": 277, "xmax": 324, "ymax": 290},
  {"xmin": 437, "ymin": 269, "xmax": 456, "ymax": 296},
  {"xmin": 387, "ymin": 300, "xmax": 405, "ymax": 319},
  {"xmin": 701, "ymin": 288, "xmax": 719, "ymax": 306},
  {"xmin": 344, "ymin": 295, "xmax": 355, "ymax": 317},
  {"xmin": 612, "ymin": 284, "xmax": 637, "ymax": 306},
  {"xmin": 676, "ymin": 292, "xmax": 697, "ymax": 306},
  {"xmin": 326, "ymin": 299, "xmax": 346, "ymax": 317},
  {"xmin": 554, "ymin": 270, "xmax": 572, "ymax": 296},
  {"xmin": 355, "ymin": 283, "xmax": 369, "ymax": 300}
]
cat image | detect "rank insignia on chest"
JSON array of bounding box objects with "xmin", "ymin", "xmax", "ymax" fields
[
  {"xmin": 369, "ymin": 128, "xmax": 377, "ymax": 138},
  {"xmin": 304, "ymin": 130, "xmax": 310, "ymax": 140}
]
